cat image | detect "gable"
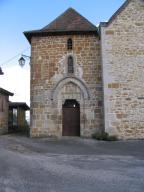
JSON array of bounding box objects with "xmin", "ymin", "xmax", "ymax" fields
[{"xmin": 101, "ymin": 0, "xmax": 144, "ymax": 27}]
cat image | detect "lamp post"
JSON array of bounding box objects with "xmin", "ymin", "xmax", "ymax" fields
[
  {"xmin": 0, "ymin": 66, "xmax": 4, "ymax": 75},
  {"xmin": 18, "ymin": 54, "xmax": 31, "ymax": 67}
]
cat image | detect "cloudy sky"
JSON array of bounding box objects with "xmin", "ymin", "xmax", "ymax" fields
[{"xmin": 0, "ymin": 0, "xmax": 125, "ymax": 106}]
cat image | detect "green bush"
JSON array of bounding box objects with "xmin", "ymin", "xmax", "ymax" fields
[{"xmin": 92, "ymin": 132, "xmax": 117, "ymax": 141}]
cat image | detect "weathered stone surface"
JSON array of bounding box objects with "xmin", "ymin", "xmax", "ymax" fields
[
  {"xmin": 30, "ymin": 35, "xmax": 103, "ymax": 137},
  {"xmin": 29, "ymin": 0, "xmax": 144, "ymax": 139},
  {"xmin": 101, "ymin": 0, "xmax": 144, "ymax": 139}
]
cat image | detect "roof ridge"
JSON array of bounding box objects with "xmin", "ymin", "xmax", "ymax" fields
[
  {"xmin": 24, "ymin": 8, "xmax": 99, "ymax": 43},
  {"xmin": 41, "ymin": 8, "xmax": 72, "ymax": 30},
  {"xmin": 69, "ymin": 8, "xmax": 97, "ymax": 29},
  {"xmin": 41, "ymin": 7, "xmax": 97, "ymax": 31}
]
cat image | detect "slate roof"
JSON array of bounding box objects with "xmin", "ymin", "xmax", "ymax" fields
[
  {"xmin": 9, "ymin": 102, "xmax": 30, "ymax": 110},
  {"xmin": 0, "ymin": 88, "xmax": 14, "ymax": 96},
  {"xmin": 24, "ymin": 8, "xmax": 98, "ymax": 43}
]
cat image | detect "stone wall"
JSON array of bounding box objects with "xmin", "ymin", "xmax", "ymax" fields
[
  {"xmin": 0, "ymin": 94, "xmax": 9, "ymax": 134},
  {"xmin": 101, "ymin": 0, "xmax": 144, "ymax": 139},
  {"xmin": 30, "ymin": 34, "xmax": 103, "ymax": 137}
]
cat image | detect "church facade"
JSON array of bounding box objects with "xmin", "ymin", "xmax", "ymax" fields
[{"xmin": 24, "ymin": 0, "xmax": 144, "ymax": 139}]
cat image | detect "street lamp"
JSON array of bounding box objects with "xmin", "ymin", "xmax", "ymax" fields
[
  {"xmin": 0, "ymin": 66, "xmax": 4, "ymax": 75},
  {"xmin": 18, "ymin": 54, "xmax": 31, "ymax": 67}
]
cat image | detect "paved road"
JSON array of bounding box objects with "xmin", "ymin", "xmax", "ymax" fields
[{"xmin": 0, "ymin": 135, "xmax": 144, "ymax": 192}]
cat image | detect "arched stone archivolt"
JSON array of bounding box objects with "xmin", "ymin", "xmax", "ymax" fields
[
  {"xmin": 51, "ymin": 77, "xmax": 90, "ymax": 100},
  {"xmin": 59, "ymin": 82, "xmax": 82, "ymax": 105}
]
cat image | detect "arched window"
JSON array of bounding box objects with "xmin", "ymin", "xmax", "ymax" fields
[
  {"xmin": 68, "ymin": 56, "xmax": 74, "ymax": 74},
  {"xmin": 67, "ymin": 38, "xmax": 73, "ymax": 50}
]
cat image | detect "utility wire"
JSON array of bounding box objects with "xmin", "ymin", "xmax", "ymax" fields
[{"xmin": 0, "ymin": 47, "xmax": 30, "ymax": 66}]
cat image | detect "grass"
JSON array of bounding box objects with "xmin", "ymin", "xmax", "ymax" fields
[{"xmin": 92, "ymin": 132, "xmax": 118, "ymax": 141}]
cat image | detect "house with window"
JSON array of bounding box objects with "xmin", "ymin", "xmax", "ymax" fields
[
  {"xmin": 0, "ymin": 88, "xmax": 13, "ymax": 134},
  {"xmin": 0, "ymin": 67, "xmax": 29, "ymax": 135},
  {"xmin": 24, "ymin": 0, "xmax": 144, "ymax": 139}
]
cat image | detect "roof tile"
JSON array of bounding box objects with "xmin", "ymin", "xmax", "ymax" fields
[{"xmin": 24, "ymin": 8, "xmax": 98, "ymax": 43}]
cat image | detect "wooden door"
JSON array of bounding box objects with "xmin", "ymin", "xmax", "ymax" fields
[{"xmin": 62, "ymin": 100, "xmax": 80, "ymax": 136}]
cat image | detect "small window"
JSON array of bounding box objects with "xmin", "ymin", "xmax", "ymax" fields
[
  {"xmin": 68, "ymin": 56, "xmax": 74, "ymax": 74},
  {"xmin": 67, "ymin": 38, "xmax": 73, "ymax": 50}
]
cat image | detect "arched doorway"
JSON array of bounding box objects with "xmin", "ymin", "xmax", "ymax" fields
[{"xmin": 62, "ymin": 99, "xmax": 80, "ymax": 136}]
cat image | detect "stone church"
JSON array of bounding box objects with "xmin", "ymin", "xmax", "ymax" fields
[{"xmin": 24, "ymin": 0, "xmax": 144, "ymax": 139}]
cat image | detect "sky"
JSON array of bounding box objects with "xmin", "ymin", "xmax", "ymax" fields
[{"xmin": 0, "ymin": 0, "xmax": 125, "ymax": 106}]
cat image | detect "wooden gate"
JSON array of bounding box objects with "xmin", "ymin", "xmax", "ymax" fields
[{"xmin": 62, "ymin": 100, "xmax": 80, "ymax": 136}]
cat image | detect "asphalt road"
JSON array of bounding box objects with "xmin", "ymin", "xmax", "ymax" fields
[{"xmin": 0, "ymin": 134, "xmax": 144, "ymax": 192}]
